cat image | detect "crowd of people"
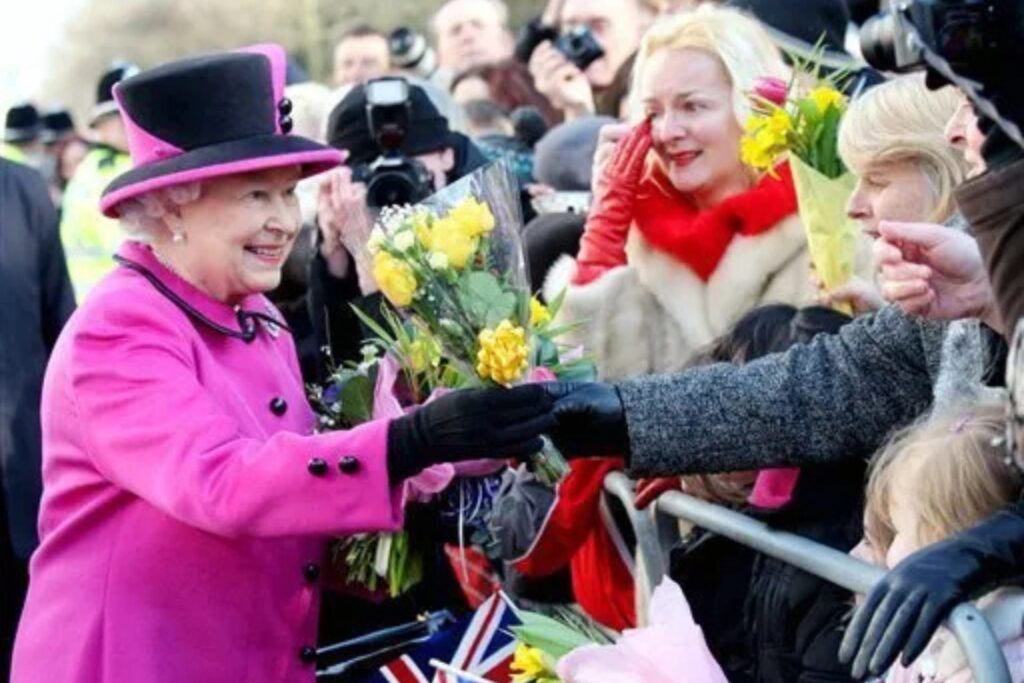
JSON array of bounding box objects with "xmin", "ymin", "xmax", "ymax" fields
[{"xmin": 3, "ymin": 0, "xmax": 1024, "ymax": 681}]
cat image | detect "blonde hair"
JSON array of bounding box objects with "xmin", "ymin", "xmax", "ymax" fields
[
  {"xmin": 630, "ymin": 4, "xmax": 788, "ymax": 125},
  {"xmin": 865, "ymin": 405, "xmax": 1022, "ymax": 555},
  {"xmin": 839, "ymin": 75, "xmax": 967, "ymax": 223}
]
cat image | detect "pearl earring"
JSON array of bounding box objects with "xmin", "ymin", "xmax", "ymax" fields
[{"xmin": 172, "ymin": 232, "xmax": 184, "ymax": 243}]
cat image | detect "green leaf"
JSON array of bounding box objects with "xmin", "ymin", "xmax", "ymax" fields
[
  {"xmin": 531, "ymin": 336, "xmax": 559, "ymax": 368},
  {"xmin": 554, "ymin": 360, "xmax": 598, "ymax": 382},
  {"xmin": 458, "ymin": 271, "xmax": 517, "ymax": 328},
  {"xmin": 351, "ymin": 304, "xmax": 396, "ymax": 345},
  {"xmin": 339, "ymin": 374, "xmax": 374, "ymax": 424},
  {"xmin": 545, "ymin": 288, "xmax": 567, "ymax": 319},
  {"xmin": 510, "ymin": 611, "xmax": 595, "ymax": 659}
]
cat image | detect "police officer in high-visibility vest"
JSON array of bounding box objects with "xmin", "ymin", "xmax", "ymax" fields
[
  {"xmin": 1, "ymin": 103, "xmax": 44, "ymax": 167},
  {"xmin": 59, "ymin": 64, "xmax": 137, "ymax": 301}
]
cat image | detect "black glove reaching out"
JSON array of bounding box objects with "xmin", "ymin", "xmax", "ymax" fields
[
  {"xmin": 839, "ymin": 503, "xmax": 1024, "ymax": 679},
  {"xmin": 538, "ymin": 382, "xmax": 631, "ymax": 458},
  {"xmin": 386, "ymin": 384, "xmax": 557, "ymax": 484}
]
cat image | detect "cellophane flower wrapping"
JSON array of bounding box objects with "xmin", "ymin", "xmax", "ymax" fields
[
  {"xmin": 368, "ymin": 161, "xmax": 588, "ymax": 484},
  {"xmin": 790, "ymin": 156, "xmax": 859, "ymax": 316}
]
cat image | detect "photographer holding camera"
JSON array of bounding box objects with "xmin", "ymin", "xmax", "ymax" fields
[
  {"xmin": 308, "ymin": 77, "xmax": 489, "ymax": 378},
  {"xmin": 522, "ymin": 0, "xmax": 644, "ymax": 121}
]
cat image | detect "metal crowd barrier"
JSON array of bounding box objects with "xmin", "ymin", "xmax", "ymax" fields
[{"xmin": 602, "ymin": 471, "xmax": 1013, "ymax": 683}]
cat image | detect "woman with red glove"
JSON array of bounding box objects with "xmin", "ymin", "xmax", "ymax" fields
[{"xmin": 543, "ymin": 6, "xmax": 821, "ymax": 379}]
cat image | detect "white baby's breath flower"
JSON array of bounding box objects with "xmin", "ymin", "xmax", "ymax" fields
[
  {"xmin": 393, "ymin": 229, "xmax": 415, "ymax": 252},
  {"xmin": 428, "ymin": 251, "xmax": 450, "ymax": 271}
]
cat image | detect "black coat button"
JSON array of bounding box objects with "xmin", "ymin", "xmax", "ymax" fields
[
  {"xmin": 299, "ymin": 645, "xmax": 316, "ymax": 663},
  {"xmin": 338, "ymin": 456, "xmax": 360, "ymax": 474},
  {"xmin": 278, "ymin": 97, "xmax": 293, "ymax": 115},
  {"xmin": 269, "ymin": 397, "xmax": 287, "ymax": 416},
  {"xmin": 307, "ymin": 457, "xmax": 328, "ymax": 476},
  {"xmin": 280, "ymin": 115, "xmax": 293, "ymax": 133},
  {"xmin": 303, "ymin": 563, "xmax": 320, "ymax": 583}
]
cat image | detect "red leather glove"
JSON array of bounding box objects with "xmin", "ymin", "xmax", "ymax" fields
[
  {"xmin": 573, "ymin": 118, "xmax": 653, "ymax": 286},
  {"xmin": 634, "ymin": 476, "xmax": 681, "ymax": 510}
]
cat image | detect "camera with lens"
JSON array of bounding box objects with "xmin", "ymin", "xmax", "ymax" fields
[
  {"xmin": 352, "ymin": 77, "xmax": 435, "ymax": 209},
  {"xmin": 553, "ymin": 25, "xmax": 605, "ymax": 71},
  {"xmin": 388, "ymin": 27, "xmax": 439, "ymax": 80},
  {"xmin": 515, "ymin": 20, "xmax": 605, "ymax": 71},
  {"xmin": 859, "ymin": 1, "xmax": 1021, "ymax": 82}
]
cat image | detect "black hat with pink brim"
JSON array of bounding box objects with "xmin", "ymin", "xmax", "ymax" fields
[{"xmin": 99, "ymin": 44, "xmax": 342, "ymax": 218}]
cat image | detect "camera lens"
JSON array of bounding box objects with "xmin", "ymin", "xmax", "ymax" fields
[
  {"xmin": 367, "ymin": 171, "xmax": 420, "ymax": 208},
  {"xmin": 860, "ymin": 12, "xmax": 900, "ymax": 72},
  {"xmin": 389, "ymin": 27, "xmax": 425, "ymax": 69}
]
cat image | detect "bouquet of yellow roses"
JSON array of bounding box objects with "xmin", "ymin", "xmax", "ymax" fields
[
  {"xmin": 739, "ymin": 55, "xmax": 860, "ymax": 315},
  {"xmin": 367, "ymin": 161, "xmax": 588, "ymax": 484}
]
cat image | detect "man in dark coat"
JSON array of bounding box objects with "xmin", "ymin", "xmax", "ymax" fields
[{"xmin": 0, "ymin": 159, "xmax": 75, "ymax": 679}]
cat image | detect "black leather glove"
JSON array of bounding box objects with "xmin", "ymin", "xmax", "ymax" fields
[
  {"xmin": 539, "ymin": 382, "xmax": 630, "ymax": 458},
  {"xmin": 839, "ymin": 504, "xmax": 1024, "ymax": 679},
  {"xmin": 386, "ymin": 384, "xmax": 556, "ymax": 484}
]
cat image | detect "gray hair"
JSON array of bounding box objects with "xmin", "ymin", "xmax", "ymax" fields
[{"xmin": 118, "ymin": 183, "xmax": 203, "ymax": 242}]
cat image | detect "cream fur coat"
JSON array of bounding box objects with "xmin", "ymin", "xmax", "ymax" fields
[{"xmin": 543, "ymin": 215, "xmax": 817, "ymax": 381}]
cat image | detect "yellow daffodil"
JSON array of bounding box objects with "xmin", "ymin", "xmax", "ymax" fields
[
  {"xmin": 476, "ymin": 320, "xmax": 529, "ymax": 385},
  {"xmin": 529, "ymin": 297, "xmax": 551, "ymax": 327},
  {"xmin": 511, "ymin": 643, "xmax": 558, "ymax": 683},
  {"xmin": 809, "ymin": 86, "xmax": 846, "ymax": 114},
  {"xmin": 448, "ymin": 197, "xmax": 496, "ymax": 237},
  {"xmin": 424, "ymin": 216, "xmax": 479, "ymax": 270},
  {"xmin": 372, "ymin": 251, "xmax": 418, "ymax": 307},
  {"xmin": 740, "ymin": 110, "xmax": 792, "ymax": 171}
]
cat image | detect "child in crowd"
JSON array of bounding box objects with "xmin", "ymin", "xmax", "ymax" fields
[{"xmin": 856, "ymin": 407, "xmax": 1024, "ymax": 683}]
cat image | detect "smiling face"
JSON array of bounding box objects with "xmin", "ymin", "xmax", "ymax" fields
[
  {"xmin": 161, "ymin": 166, "xmax": 302, "ymax": 305},
  {"xmin": 845, "ymin": 159, "xmax": 938, "ymax": 240},
  {"xmin": 640, "ymin": 48, "xmax": 751, "ymax": 208}
]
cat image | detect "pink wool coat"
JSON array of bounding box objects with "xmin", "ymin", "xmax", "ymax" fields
[{"xmin": 12, "ymin": 240, "xmax": 404, "ymax": 683}]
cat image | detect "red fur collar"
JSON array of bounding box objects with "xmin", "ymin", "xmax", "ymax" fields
[{"xmin": 632, "ymin": 164, "xmax": 798, "ymax": 281}]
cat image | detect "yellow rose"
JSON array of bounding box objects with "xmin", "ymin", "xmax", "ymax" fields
[
  {"xmin": 529, "ymin": 297, "xmax": 551, "ymax": 327},
  {"xmin": 476, "ymin": 320, "xmax": 529, "ymax": 386},
  {"xmin": 372, "ymin": 251, "xmax": 418, "ymax": 307},
  {"xmin": 448, "ymin": 197, "xmax": 496, "ymax": 237},
  {"xmin": 426, "ymin": 217, "xmax": 479, "ymax": 270},
  {"xmin": 809, "ymin": 86, "xmax": 846, "ymax": 114}
]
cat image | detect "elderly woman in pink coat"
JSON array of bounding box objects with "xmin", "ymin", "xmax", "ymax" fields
[{"xmin": 10, "ymin": 45, "xmax": 554, "ymax": 683}]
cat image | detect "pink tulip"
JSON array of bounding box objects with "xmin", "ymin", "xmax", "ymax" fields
[{"xmin": 753, "ymin": 76, "xmax": 789, "ymax": 106}]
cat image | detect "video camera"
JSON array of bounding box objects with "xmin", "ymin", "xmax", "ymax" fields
[
  {"xmin": 352, "ymin": 78, "xmax": 435, "ymax": 209},
  {"xmin": 859, "ymin": 0, "xmax": 1019, "ymax": 81}
]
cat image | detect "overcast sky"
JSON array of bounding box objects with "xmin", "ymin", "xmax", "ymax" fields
[{"xmin": 0, "ymin": 0, "xmax": 84, "ymax": 109}]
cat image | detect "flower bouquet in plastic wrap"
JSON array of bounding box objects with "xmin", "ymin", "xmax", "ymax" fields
[
  {"xmin": 366, "ymin": 160, "xmax": 595, "ymax": 484},
  {"xmin": 739, "ymin": 51, "xmax": 859, "ymax": 314},
  {"xmin": 435, "ymin": 579, "xmax": 726, "ymax": 683}
]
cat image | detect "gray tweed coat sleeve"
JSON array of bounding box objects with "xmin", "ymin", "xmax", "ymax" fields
[{"xmin": 615, "ymin": 306, "xmax": 948, "ymax": 477}]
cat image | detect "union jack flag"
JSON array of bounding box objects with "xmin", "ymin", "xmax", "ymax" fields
[{"xmin": 363, "ymin": 593, "xmax": 519, "ymax": 683}]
